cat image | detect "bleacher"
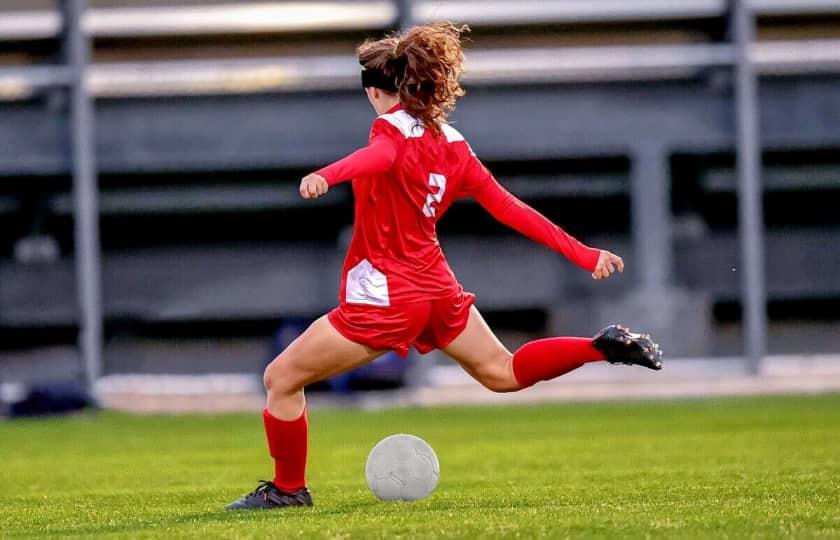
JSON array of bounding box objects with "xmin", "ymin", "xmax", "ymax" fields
[{"xmin": 1, "ymin": 0, "xmax": 840, "ymax": 377}]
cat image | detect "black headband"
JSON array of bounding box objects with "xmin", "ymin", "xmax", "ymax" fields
[{"xmin": 361, "ymin": 68, "xmax": 399, "ymax": 92}]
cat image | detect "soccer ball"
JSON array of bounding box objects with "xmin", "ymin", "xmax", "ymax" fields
[{"xmin": 365, "ymin": 434, "xmax": 440, "ymax": 501}]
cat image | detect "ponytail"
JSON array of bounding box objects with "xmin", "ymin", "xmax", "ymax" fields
[{"xmin": 357, "ymin": 22, "xmax": 469, "ymax": 137}]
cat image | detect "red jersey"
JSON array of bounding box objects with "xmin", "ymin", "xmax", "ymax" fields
[{"xmin": 316, "ymin": 104, "xmax": 599, "ymax": 307}]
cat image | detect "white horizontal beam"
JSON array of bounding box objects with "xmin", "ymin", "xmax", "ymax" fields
[
  {"xmin": 464, "ymin": 44, "xmax": 735, "ymax": 84},
  {"xmin": 80, "ymin": 44, "xmax": 736, "ymax": 98},
  {"xmin": 752, "ymin": 39, "xmax": 840, "ymax": 75},
  {"xmin": 0, "ymin": 10, "xmax": 59, "ymax": 40},
  {"xmin": 2, "ymin": 0, "xmax": 840, "ymax": 42},
  {"xmin": 750, "ymin": 0, "xmax": 840, "ymax": 15},
  {"xmin": 93, "ymin": 43, "xmax": 727, "ymax": 97},
  {"xmin": 413, "ymin": 0, "xmax": 727, "ymax": 25},
  {"xmin": 413, "ymin": 0, "xmax": 840, "ymax": 25},
  {"xmin": 87, "ymin": 55, "xmax": 361, "ymax": 96},
  {"xmin": 3, "ymin": 40, "xmax": 840, "ymax": 100},
  {"xmin": 0, "ymin": 2, "xmax": 396, "ymax": 41}
]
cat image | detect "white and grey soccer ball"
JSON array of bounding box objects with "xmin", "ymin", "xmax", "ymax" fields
[{"xmin": 365, "ymin": 434, "xmax": 440, "ymax": 501}]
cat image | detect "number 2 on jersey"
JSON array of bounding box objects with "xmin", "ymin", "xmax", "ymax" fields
[{"xmin": 422, "ymin": 173, "xmax": 447, "ymax": 218}]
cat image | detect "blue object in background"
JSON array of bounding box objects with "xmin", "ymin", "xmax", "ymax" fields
[
  {"xmin": 270, "ymin": 319, "xmax": 410, "ymax": 394},
  {"xmin": 6, "ymin": 381, "xmax": 95, "ymax": 418}
]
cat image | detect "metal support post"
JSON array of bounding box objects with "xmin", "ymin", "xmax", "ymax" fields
[
  {"xmin": 61, "ymin": 0, "xmax": 104, "ymax": 388},
  {"xmin": 732, "ymin": 0, "xmax": 767, "ymax": 374},
  {"xmin": 631, "ymin": 144, "xmax": 672, "ymax": 291}
]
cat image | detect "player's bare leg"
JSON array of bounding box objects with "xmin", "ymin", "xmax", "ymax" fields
[
  {"xmin": 227, "ymin": 315, "xmax": 384, "ymax": 510},
  {"xmin": 443, "ymin": 306, "xmax": 520, "ymax": 392},
  {"xmin": 444, "ymin": 306, "xmax": 662, "ymax": 392},
  {"xmin": 263, "ymin": 315, "xmax": 384, "ymax": 420}
]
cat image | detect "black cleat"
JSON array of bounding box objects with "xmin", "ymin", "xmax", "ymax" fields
[
  {"xmin": 225, "ymin": 480, "xmax": 314, "ymax": 510},
  {"xmin": 593, "ymin": 324, "xmax": 663, "ymax": 370}
]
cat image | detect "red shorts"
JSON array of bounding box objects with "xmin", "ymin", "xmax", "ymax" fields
[{"xmin": 327, "ymin": 291, "xmax": 476, "ymax": 357}]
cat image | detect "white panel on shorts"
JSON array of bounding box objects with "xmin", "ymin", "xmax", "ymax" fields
[
  {"xmin": 441, "ymin": 124, "xmax": 465, "ymax": 143},
  {"xmin": 379, "ymin": 110, "xmax": 425, "ymax": 138},
  {"xmin": 345, "ymin": 258, "xmax": 390, "ymax": 307}
]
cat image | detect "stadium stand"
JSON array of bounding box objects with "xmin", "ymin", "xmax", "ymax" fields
[{"xmin": 1, "ymin": 1, "xmax": 840, "ymax": 381}]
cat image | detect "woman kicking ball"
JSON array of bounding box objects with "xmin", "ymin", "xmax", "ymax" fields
[{"xmin": 227, "ymin": 22, "xmax": 662, "ymax": 510}]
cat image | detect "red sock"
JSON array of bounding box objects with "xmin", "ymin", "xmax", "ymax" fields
[
  {"xmin": 512, "ymin": 337, "xmax": 605, "ymax": 388},
  {"xmin": 263, "ymin": 407, "xmax": 308, "ymax": 493}
]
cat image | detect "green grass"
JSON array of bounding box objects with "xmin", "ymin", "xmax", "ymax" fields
[{"xmin": 1, "ymin": 394, "xmax": 839, "ymax": 539}]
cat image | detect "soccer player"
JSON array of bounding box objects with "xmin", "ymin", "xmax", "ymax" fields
[{"xmin": 227, "ymin": 22, "xmax": 662, "ymax": 510}]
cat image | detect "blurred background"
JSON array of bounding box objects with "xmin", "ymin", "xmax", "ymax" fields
[{"xmin": 1, "ymin": 0, "xmax": 839, "ymax": 414}]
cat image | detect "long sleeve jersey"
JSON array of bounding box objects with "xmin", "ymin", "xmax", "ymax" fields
[{"xmin": 316, "ymin": 104, "xmax": 600, "ymax": 307}]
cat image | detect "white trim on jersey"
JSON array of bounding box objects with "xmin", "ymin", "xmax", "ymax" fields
[
  {"xmin": 345, "ymin": 258, "xmax": 390, "ymax": 307},
  {"xmin": 379, "ymin": 110, "xmax": 425, "ymax": 138},
  {"xmin": 379, "ymin": 110, "xmax": 469, "ymax": 151},
  {"xmin": 441, "ymin": 124, "xmax": 465, "ymax": 143}
]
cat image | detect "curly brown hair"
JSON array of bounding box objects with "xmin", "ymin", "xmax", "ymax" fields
[{"xmin": 357, "ymin": 22, "xmax": 469, "ymax": 137}]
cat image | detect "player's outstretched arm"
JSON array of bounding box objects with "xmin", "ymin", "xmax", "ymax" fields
[
  {"xmin": 300, "ymin": 138, "xmax": 396, "ymax": 199},
  {"xmin": 464, "ymin": 158, "xmax": 622, "ymax": 279},
  {"xmin": 301, "ymin": 122, "xmax": 400, "ymax": 200}
]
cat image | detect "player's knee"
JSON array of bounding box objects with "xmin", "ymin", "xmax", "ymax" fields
[
  {"xmin": 263, "ymin": 356, "xmax": 303, "ymax": 396},
  {"xmin": 262, "ymin": 361, "xmax": 280, "ymax": 393},
  {"xmin": 477, "ymin": 352, "xmax": 518, "ymax": 393}
]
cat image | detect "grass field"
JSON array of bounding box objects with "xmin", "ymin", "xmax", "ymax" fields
[{"xmin": 2, "ymin": 394, "xmax": 839, "ymax": 538}]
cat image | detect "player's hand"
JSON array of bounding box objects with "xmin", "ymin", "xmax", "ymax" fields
[
  {"xmin": 299, "ymin": 173, "xmax": 329, "ymax": 199},
  {"xmin": 592, "ymin": 250, "xmax": 624, "ymax": 280}
]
